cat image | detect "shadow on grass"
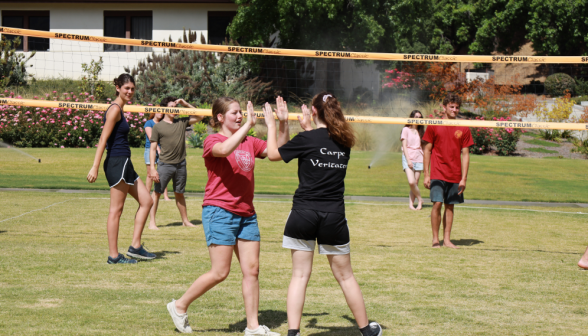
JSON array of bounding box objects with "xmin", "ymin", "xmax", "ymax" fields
[
  {"xmin": 306, "ymin": 315, "xmax": 387, "ymax": 336},
  {"xmin": 443, "ymin": 239, "xmax": 484, "ymax": 246},
  {"xmin": 0, "ymin": 230, "xmax": 6, "ymax": 234},
  {"xmin": 161, "ymin": 219, "xmax": 202, "ymax": 227},
  {"xmin": 148, "ymin": 250, "xmax": 180, "ymax": 260},
  {"xmin": 196, "ymin": 310, "xmax": 287, "ymax": 333}
]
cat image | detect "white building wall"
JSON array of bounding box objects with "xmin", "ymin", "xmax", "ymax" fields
[{"xmin": 0, "ymin": 3, "xmax": 237, "ymax": 80}]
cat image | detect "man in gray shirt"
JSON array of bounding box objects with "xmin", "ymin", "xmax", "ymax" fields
[{"xmin": 148, "ymin": 96, "xmax": 203, "ymax": 229}]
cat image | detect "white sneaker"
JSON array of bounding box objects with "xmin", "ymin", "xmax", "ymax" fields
[
  {"xmin": 244, "ymin": 325, "xmax": 280, "ymax": 336},
  {"xmin": 167, "ymin": 299, "xmax": 192, "ymax": 333}
]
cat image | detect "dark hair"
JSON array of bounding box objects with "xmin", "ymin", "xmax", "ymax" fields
[
  {"xmin": 113, "ymin": 73, "xmax": 135, "ymax": 96},
  {"xmin": 210, "ymin": 97, "xmax": 240, "ymax": 128},
  {"xmin": 311, "ymin": 92, "xmax": 355, "ymax": 148},
  {"xmin": 442, "ymin": 92, "xmax": 462, "ymax": 108},
  {"xmin": 404, "ymin": 110, "xmax": 425, "ymax": 141},
  {"xmin": 160, "ymin": 96, "xmax": 178, "ymax": 107}
]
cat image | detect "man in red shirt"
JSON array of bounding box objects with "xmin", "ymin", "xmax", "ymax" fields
[{"xmin": 423, "ymin": 93, "xmax": 473, "ymax": 249}]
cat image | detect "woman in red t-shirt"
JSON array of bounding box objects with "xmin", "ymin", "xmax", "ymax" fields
[{"xmin": 166, "ymin": 97, "xmax": 287, "ymax": 335}]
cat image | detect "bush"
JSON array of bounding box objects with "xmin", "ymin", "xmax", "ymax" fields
[
  {"xmin": 186, "ymin": 122, "xmax": 208, "ymax": 148},
  {"xmin": 571, "ymin": 95, "xmax": 588, "ymax": 105},
  {"xmin": 572, "ymin": 138, "xmax": 588, "ymax": 157},
  {"xmin": 494, "ymin": 127, "xmax": 522, "ymax": 156},
  {"xmin": 0, "ymin": 91, "xmax": 146, "ymax": 147},
  {"xmin": 127, "ymin": 30, "xmax": 273, "ymax": 106},
  {"xmin": 470, "ymin": 118, "xmax": 493, "ymax": 154},
  {"xmin": 0, "ymin": 36, "xmax": 35, "ymax": 89},
  {"xmin": 545, "ymin": 73, "xmax": 575, "ymax": 97},
  {"xmin": 575, "ymin": 78, "xmax": 588, "ymax": 96}
]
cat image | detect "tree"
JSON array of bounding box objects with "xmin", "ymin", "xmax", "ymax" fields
[{"xmin": 229, "ymin": 0, "xmax": 588, "ymax": 57}]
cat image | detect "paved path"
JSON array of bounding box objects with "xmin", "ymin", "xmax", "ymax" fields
[{"xmin": 2, "ymin": 188, "xmax": 587, "ymax": 208}]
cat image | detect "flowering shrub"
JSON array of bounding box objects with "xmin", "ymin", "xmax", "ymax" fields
[
  {"xmin": 0, "ymin": 91, "xmax": 146, "ymax": 148},
  {"xmin": 470, "ymin": 117, "xmax": 493, "ymax": 154},
  {"xmin": 469, "ymin": 117, "xmax": 522, "ymax": 156},
  {"xmin": 382, "ymin": 69, "xmax": 415, "ymax": 89}
]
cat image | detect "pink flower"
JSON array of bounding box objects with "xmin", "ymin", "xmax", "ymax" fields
[
  {"xmin": 60, "ymin": 145, "xmax": 64, "ymax": 148},
  {"xmin": 79, "ymin": 137, "xmax": 82, "ymax": 139},
  {"xmin": 84, "ymin": 129, "xmax": 88, "ymax": 132}
]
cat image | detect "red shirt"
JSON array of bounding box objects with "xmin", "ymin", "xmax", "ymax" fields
[
  {"xmin": 202, "ymin": 134, "xmax": 267, "ymax": 217},
  {"xmin": 422, "ymin": 125, "xmax": 473, "ymax": 183}
]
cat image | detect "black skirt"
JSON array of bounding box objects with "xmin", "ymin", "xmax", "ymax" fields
[{"xmin": 103, "ymin": 156, "xmax": 139, "ymax": 188}]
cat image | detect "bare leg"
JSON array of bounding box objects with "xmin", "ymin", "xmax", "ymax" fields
[
  {"xmin": 234, "ymin": 239, "xmax": 261, "ymax": 330},
  {"xmin": 149, "ymin": 191, "xmax": 161, "ymax": 230},
  {"xmin": 327, "ymin": 254, "xmax": 369, "ymax": 329},
  {"xmin": 431, "ymin": 202, "xmax": 443, "ymax": 248},
  {"xmin": 164, "ymin": 187, "xmax": 171, "ymax": 201},
  {"xmin": 175, "ymin": 244, "xmax": 234, "ymax": 314},
  {"xmin": 126, "ymin": 178, "xmax": 153, "ymax": 249},
  {"xmin": 107, "ymin": 183, "xmax": 129, "ymax": 258},
  {"xmin": 414, "ymin": 171, "xmax": 423, "ymax": 210},
  {"xmin": 174, "ymin": 193, "xmax": 196, "ymax": 227},
  {"xmin": 405, "ymin": 168, "xmax": 423, "ymax": 210},
  {"xmin": 287, "ymin": 250, "xmax": 314, "ymax": 330},
  {"xmin": 145, "ymin": 165, "xmax": 153, "ymax": 192},
  {"xmin": 578, "ymin": 246, "xmax": 588, "ymax": 269},
  {"xmin": 442, "ymin": 204, "xmax": 457, "ymax": 249}
]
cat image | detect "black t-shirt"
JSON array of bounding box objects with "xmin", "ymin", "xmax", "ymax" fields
[{"xmin": 278, "ymin": 128, "xmax": 350, "ymax": 214}]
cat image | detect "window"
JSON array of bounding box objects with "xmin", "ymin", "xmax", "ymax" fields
[
  {"xmin": 208, "ymin": 11, "xmax": 236, "ymax": 45},
  {"xmin": 104, "ymin": 11, "xmax": 152, "ymax": 52},
  {"xmin": 1, "ymin": 11, "xmax": 50, "ymax": 52}
]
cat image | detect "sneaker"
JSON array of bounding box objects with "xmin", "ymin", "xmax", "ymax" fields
[
  {"xmin": 127, "ymin": 243, "xmax": 156, "ymax": 260},
  {"xmin": 244, "ymin": 325, "xmax": 280, "ymax": 336},
  {"xmin": 107, "ymin": 253, "xmax": 137, "ymax": 264},
  {"xmin": 167, "ymin": 299, "xmax": 192, "ymax": 333},
  {"xmin": 364, "ymin": 322, "xmax": 382, "ymax": 336}
]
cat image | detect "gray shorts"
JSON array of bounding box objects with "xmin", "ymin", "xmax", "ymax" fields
[
  {"xmin": 154, "ymin": 160, "xmax": 187, "ymax": 194},
  {"xmin": 430, "ymin": 179, "xmax": 464, "ymax": 204}
]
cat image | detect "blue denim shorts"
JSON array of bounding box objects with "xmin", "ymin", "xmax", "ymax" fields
[
  {"xmin": 402, "ymin": 154, "xmax": 423, "ymax": 171},
  {"xmin": 143, "ymin": 147, "xmax": 159, "ymax": 165},
  {"xmin": 202, "ymin": 206, "xmax": 261, "ymax": 246}
]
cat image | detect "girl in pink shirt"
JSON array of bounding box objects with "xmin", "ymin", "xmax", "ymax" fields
[{"xmin": 401, "ymin": 110, "xmax": 425, "ymax": 210}]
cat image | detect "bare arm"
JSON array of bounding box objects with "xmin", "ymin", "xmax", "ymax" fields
[
  {"xmin": 401, "ymin": 138, "xmax": 413, "ymax": 169},
  {"xmin": 176, "ymin": 99, "xmax": 203, "ymax": 125},
  {"xmin": 275, "ymin": 96, "xmax": 290, "ymax": 148},
  {"xmin": 458, "ymin": 147, "xmax": 470, "ymax": 195},
  {"xmin": 211, "ymin": 102, "xmax": 256, "ymax": 157},
  {"xmin": 149, "ymin": 143, "xmax": 160, "ymax": 183},
  {"xmin": 87, "ymin": 106, "xmax": 120, "ymax": 183},
  {"xmin": 423, "ymin": 142, "xmax": 433, "ymax": 189},
  {"xmin": 263, "ymin": 103, "xmax": 281, "ymax": 161}
]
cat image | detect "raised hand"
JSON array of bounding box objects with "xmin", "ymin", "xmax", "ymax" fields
[
  {"xmin": 275, "ymin": 96, "xmax": 289, "ymax": 122},
  {"xmin": 246, "ymin": 101, "xmax": 257, "ymax": 127},
  {"xmin": 262, "ymin": 102, "xmax": 276, "ymax": 128},
  {"xmin": 298, "ymin": 104, "xmax": 313, "ymax": 131}
]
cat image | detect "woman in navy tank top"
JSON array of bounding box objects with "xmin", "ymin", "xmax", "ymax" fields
[{"xmin": 87, "ymin": 74, "xmax": 156, "ymax": 264}]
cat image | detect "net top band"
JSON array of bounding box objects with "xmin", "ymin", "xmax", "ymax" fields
[{"xmin": 1, "ymin": 26, "xmax": 586, "ymax": 64}]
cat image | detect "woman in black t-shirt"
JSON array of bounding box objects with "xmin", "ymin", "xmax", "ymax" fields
[{"xmin": 263, "ymin": 93, "xmax": 382, "ymax": 336}]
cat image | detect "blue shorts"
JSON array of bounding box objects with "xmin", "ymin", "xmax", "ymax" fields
[
  {"xmin": 202, "ymin": 206, "xmax": 261, "ymax": 246},
  {"xmin": 144, "ymin": 147, "xmax": 159, "ymax": 165},
  {"xmin": 430, "ymin": 179, "xmax": 464, "ymax": 204},
  {"xmin": 402, "ymin": 154, "xmax": 423, "ymax": 171}
]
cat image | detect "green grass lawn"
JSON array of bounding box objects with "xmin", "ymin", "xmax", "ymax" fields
[
  {"xmin": 525, "ymin": 147, "xmax": 559, "ymax": 154},
  {"xmin": 1, "ymin": 148, "xmax": 588, "ymax": 203},
  {"xmin": 1, "ymin": 190, "xmax": 588, "ymax": 335},
  {"xmin": 524, "ymin": 139, "xmax": 561, "ymax": 147}
]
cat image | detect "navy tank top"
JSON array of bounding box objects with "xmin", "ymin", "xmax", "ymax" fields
[{"xmin": 103, "ymin": 103, "xmax": 131, "ymax": 157}]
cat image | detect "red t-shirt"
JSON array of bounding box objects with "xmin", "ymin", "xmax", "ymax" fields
[
  {"xmin": 422, "ymin": 125, "xmax": 473, "ymax": 183},
  {"xmin": 202, "ymin": 133, "xmax": 267, "ymax": 217}
]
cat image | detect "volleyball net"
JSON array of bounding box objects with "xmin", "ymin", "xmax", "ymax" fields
[{"xmin": 1, "ymin": 26, "xmax": 588, "ymax": 132}]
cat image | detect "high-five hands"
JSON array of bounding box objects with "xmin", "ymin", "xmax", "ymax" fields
[
  {"xmin": 275, "ymin": 96, "xmax": 289, "ymax": 122},
  {"xmin": 262, "ymin": 102, "xmax": 275, "ymax": 129},
  {"xmin": 246, "ymin": 101, "xmax": 257, "ymax": 128},
  {"xmin": 299, "ymin": 105, "xmax": 313, "ymax": 131}
]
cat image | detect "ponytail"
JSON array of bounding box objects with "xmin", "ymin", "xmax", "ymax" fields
[{"xmin": 311, "ymin": 92, "xmax": 355, "ymax": 148}]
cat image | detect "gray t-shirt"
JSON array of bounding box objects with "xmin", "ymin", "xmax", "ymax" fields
[{"xmin": 150, "ymin": 117, "xmax": 190, "ymax": 164}]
